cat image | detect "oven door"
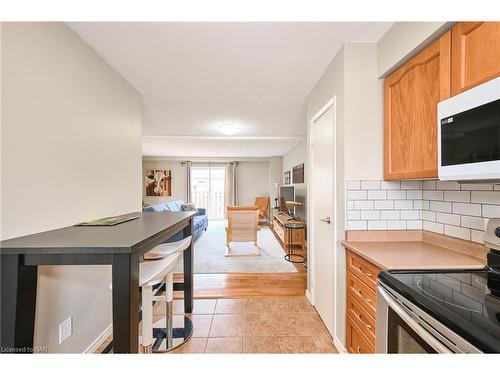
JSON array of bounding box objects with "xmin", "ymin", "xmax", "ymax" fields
[{"xmin": 376, "ymin": 284, "xmax": 453, "ymax": 354}]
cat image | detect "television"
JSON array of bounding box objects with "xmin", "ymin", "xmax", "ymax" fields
[{"xmin": 279, "ymin": 185, "xmax": 295, "ymax": 213}]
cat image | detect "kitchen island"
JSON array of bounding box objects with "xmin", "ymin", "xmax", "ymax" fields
[{"xmin": 0, "ymin": 210, "xmax": 196, "ymax": 354}]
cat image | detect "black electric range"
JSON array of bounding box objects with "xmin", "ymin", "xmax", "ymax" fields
[
  {"xmin": 377, "ymin": 219, "xmax": 500, "ymax": 353},
  {"xmin": 379, "ymin": 267, "xmax": 500, "ymax": 353}
]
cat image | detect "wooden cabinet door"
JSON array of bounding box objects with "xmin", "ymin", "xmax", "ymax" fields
[
  {"xmin": 384, "ymin": 32, "xmax": 451, "ymax": 180},
  {"xmin": 451, "ymin": 22, "xmax": 500, "ymax": 96}
]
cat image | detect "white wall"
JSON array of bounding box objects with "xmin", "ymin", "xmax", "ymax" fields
[
  {"xmin": 1, "ymin": 23, "xmax": 142, "ymax": 352},
  {"xmin": 142, "ymin": 159, "xmax": 187, "ymax": 205},
  {"xmin": 344, "ymin": 43, "xmax": 384, "ymax": 180},
  {"xmin": 282, "ymin": 141, "xmax": 307, "ymax": 220},
  {"xmin": 268, "ymin": 156, "xmax": 283, "ymax": 212},
  {"xmin": 237, "ymin": 161, "xmax": 270, "ymax": 206},
  {"xmin": 377, "ymin": 22, "xmax": 451, "ymax": 77}
]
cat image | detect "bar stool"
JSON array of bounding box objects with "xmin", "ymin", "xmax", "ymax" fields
[
  {"xmin": 140, "ymin": 252, "xmax": 180, "ymax": 353},
  {"xmin": 142, "ymin": 236, "xmax": 193, "ymax": 353},
  {"xmin": 144, "ymin": 236, "xmax": 192, "ymax": 260}
]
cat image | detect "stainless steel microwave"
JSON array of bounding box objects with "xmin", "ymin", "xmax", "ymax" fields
[{"xmin": 438, "ymin": 77, "xmax": 500, "ymax": 181}]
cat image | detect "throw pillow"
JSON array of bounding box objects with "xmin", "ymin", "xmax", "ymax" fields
[{"xmin": 181, "ymin": 203, "xmax": 197, "ymax": 211}]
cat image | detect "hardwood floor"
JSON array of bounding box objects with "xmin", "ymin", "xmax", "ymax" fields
[{"xmin": 174, "ymin": 271, "xmax": 307, "ymax": 299}]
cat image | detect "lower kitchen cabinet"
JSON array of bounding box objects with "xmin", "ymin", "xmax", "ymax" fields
[{"xmin": 345, "ymin": 249, "xmax": 381, "ymax": 353}]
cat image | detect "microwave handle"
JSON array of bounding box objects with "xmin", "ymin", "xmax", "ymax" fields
[{"xmin": 377, "ymin": 285, "xmax": 453, "ymax": 354}]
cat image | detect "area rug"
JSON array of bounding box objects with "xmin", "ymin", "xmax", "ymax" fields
[{"xmin": 175, "ymin": 219, "xmax": 297, "ymax": 274}]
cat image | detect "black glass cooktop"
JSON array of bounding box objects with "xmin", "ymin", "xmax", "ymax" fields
[{"xmin": 379, "ymin": 268, "xmax": 500, "ymax": 353}]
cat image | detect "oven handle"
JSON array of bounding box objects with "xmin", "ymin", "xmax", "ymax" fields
[{"xmin": 377, "ymin": 285, "xmax": 453, "ymax": 354}]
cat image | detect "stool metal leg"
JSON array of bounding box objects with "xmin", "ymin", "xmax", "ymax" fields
[{"xmin": 165, "ymin": 273, "xmax": 174, "ymax": 349}]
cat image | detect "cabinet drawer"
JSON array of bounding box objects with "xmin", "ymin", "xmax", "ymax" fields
[
  {"xmin": 347, "ymin": 251, "xmax": 379, "ymax": 290},
  {"xmin": 346, "ymin": 315, "xmax": 375, "ymax": 354},
  {"xmin": 347, "ymin": 271, "xmax": 376, "ymax": 318},
  {"xmin": 347, "ymin": 293, "xmax": 375, "ymax": 342}
]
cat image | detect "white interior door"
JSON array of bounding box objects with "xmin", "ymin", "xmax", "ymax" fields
[{"xmin": 311, "ymin": 100, "xmax": 335, "ymax": 335}]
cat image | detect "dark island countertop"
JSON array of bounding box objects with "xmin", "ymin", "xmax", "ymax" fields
[{"xmin": 0, "ymin": 211, "xmax": 197, "ymax": 255}]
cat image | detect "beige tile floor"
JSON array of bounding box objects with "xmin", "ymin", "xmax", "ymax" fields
[{"xmin": 97, "ymin": 296, "xmax": 338, "ymax": 354}]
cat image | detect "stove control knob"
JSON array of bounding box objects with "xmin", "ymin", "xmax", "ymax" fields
[{"xmin": 496, "ymin": 227, "xmax": 500, "ymax": 238}]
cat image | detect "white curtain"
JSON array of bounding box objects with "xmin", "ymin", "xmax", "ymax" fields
[
  {"xmin": 185, "ymin": 161, "xmax": 192, "ymax": 203},
  {"xmin": 224, "ymin": 162, "xmax": 238, "ymax": 217}
]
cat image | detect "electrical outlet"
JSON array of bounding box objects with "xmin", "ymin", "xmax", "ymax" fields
[{"xmin": 59, "ymin": 316, "xmax": 72, "ymax": 344}]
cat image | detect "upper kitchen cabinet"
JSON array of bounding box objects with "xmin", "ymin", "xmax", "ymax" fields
[
  {"xmin": 451, "ymin": 22, "xmax": 500, "ymax": 96},
  {"xmin": 384, "ymin": 32, "xmax": 451, "ymax": 180}
]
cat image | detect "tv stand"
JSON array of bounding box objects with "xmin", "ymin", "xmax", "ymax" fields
[{"xmin": 271, "ymin": 210, "xmax": 305, "ymax": 251}]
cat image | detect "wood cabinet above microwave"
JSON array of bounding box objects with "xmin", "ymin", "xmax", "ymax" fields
[
  {"xmin": 451, "ymin": 22, "xmax": 500, "ymax": 96},
  {"xmin": 384, "ymin": 32, "xmax": 451, "ymax": 180}
]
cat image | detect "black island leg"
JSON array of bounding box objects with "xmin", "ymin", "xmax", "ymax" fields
[
  {"xmin": 1, "ymin": 254, "xmax": 38, "ymax": 353},
  {"xmin": 112, "ymin": 253, "xmax": 140, "ymax": 353},
  {"xmin": 183, "ymin": 218, "xmax": 194, "ymax": 314}
]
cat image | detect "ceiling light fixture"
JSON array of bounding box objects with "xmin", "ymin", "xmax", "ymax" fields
[{"xmin": 218, "ymin": 124, "xmax": 240, "ymax": 136}]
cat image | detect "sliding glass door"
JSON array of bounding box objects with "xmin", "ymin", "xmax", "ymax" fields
[{"xmin": 191, "ymin": 166, "xmax": 225, "ymax": 219}]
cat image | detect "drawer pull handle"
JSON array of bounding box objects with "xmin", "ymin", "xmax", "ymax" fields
[
  {"xmin": 357, "ymin": 289, "xmax": 372, "ymax": 303},
  {"xmin": 357, "ymin": 313, "xmax": 372, "ymax": 329},
  {"xmin": 357, "ymin": 346, "xmax": 362, "ymax": 354},
  {"xmin": 357, "ymin": 266, "xmax": 372, "ymax": 277}
]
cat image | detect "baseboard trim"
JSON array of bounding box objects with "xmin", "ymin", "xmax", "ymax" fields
[
  {"xmin": 333, "ymin": 334, "xmax": 347, "ymax": 353},
  {"xmin": 305, "ymin": 289, "xmax": 313, "ymax": 305},
  {"xmin": 83, "ymin": 323, "xmax": 112, "ymax": 354}
]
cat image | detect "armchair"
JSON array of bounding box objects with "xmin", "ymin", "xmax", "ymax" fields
[{"xmin": 225, "ymin": 205, "xmax": 260, "ymax": 256}]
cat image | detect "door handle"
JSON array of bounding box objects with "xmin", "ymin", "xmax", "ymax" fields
[{"xmin": 319, "ymin": 217, "xmax": 331, "ymax": 224}]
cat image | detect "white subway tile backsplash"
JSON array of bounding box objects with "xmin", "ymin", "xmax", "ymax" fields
[
  {"xmin": 360, "ymin": 210, "xmax": 381, "ymax": 220},
  {"xmin": 346, "ymin": 179, "xmax": 499, "ymax": 244},
  {"xmin": 483, "ymin": 204, "xmax": 500, "ymax": 218},
  {"xmin": 444, "ymin": 190, "xmax": 470, "ymax": 203},
  {"xmin": 401, "ymin": 181, "xmax": 421, "ymax": 190},
  {"xmin": 347, "ymin": 221, "xmax": 367, "ymax": 230},
  {"xmin": 406, "ymin": 190, "xmax": 423, "ymax": 199},
  {"xmin": 394, "ymin": 200, "xmax": 413, "ymax": 210},
  {"xmin": 354, "ymin": 200, "xmax": 374, "ymax": 210},
  {"xmin": 374, "ymin": 200, "xmax": 394, "ymax": 210},
  {"xmin": 423, "ymin": 190, "xmax": 444, "ymax": 201},
  {"xmin": 436, "ymin": 212, "xmax": 460, "ymax": 226},
  {"xmin": 422, "ymin": 210, "xmax": 436, "ymax": 221},
  {"xmin": 407, "ymin": 220, "xmax": 423, "ymax": 230},
  {"xmin": 401, "ymin": 210, "xmax": 420, "ymax": 220},
  {"xmin": 368, "ymin": 220, "xmax": 387, "ymax": 230},
  {"xmin": 387, "ymin": 190, "xmax": 406, "ymax": 200},
  {"xmin": 380, "ymin": 181, "xmax": 400, "ymax": 190},
  {"xmin": 347, "ymin": 190, "xmax": 367, "ymax": 200},
  {"xmin": 347, "ymin": 210, "xmax": 360, "ymax": 220},
  {"xmin": 387, "ymin": 220, "xmax": 406, "ymax": 230},
  {"xmin": 444, "ymin": 225, "xmax": 470, "ymax": 241},
  {"xmin": 422, "ymin": 180, "xmax": 437, "ymax": 190},
  {"xmin": 361, "ymin": 180, "xmax": 381, "ymax": 190},
  {"xmin": 452, "ymin": 202, "xmax": 482, "ymax": 216},
  {"xmin": 461, "ymin": 183, "xmax": 494, "ymax": 191},
  {"xmin": 471, "ymin": 229, "xmax": 484, "ymax": 244},
  {"xmin": 347, "ymin": 180, "xmax": 361, "ymax": 190},
  {"xmin": 367, "ymin": 190, "xmax": 387, "ymax": 200},
  {"xmin": 460, "ymin": 215, "xmax": 487, "ymax": 230},
  {"xmin": 380, "ymin": 210, "xmax": 400, "ymax": 220},
  {"xmin": 423, "ymin": 220, "xmax": 444, "ymax": 234},
  {"xmin": 470, "ymin": 191, "xmax": 500, "ymax": 204},
  {"xmin": 429, "ymin": 201, "xmax": 452, "ymax": 213},
  {"xmin": 436, "ymin": 181, "xmax": 461, "ymax": 190}
]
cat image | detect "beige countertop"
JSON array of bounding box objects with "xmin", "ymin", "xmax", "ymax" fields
[{"xmin": 341, "ymin": 237, "xmax": 486, "ymax": 271}]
